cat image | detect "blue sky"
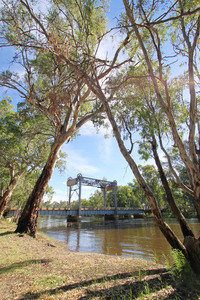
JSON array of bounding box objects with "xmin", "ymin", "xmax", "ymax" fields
[{"xmin": 0, "ymin": 0, "xmax": 143, "ymax": 203}]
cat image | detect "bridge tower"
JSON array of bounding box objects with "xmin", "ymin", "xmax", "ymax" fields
[{"xmin": 67, "ymin": 174, "xmax": 118, "ymax": 221}]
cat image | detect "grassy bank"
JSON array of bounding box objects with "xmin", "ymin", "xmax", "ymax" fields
[{"xmin": 0, "ymin": 220, "xmax": 199, "ymax": 299}]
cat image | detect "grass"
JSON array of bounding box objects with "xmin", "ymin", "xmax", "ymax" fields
[{"xmin": 0, "ymin": 219, "xmax": 200, "ymax": 299}]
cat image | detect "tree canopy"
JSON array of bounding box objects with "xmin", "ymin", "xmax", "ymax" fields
[{"xmin": 0, "ymin": 98, "xmax": 53, "ymax": 217}]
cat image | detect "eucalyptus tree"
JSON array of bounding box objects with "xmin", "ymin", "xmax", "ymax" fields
[
  {"xmin": 109, "ymin": 63, "xmax": 195, "ymax": 232},
  {"xmin": 89, "ymin": 190, "xmax": 104, "ymax": 207},
  {"xmin": 89, "ymin": 0, "xmax": 200, "ymax": 272},
  {"xmin": 0, "ymin": 98, "xmax": 52, "ymax": 219},
  {"xmin": 108, "ymin": 0, "xmax": 200, "ymax": 272},
  {"xmin": 122, "ymin": 0, "xmax": 200, "ymax": 213},
  {"xmin": 7, "ymin": 170, "xmax": 55, "ymax": 222},
  {"xmin": 0, "ymin": 0, "xmax": 114, "ymax": 236}
]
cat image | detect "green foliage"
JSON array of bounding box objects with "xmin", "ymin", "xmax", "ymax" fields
[
  {"xmin": 9, "ymin": 171, "xmax": 48, "ymax": 209},
  {"xmin": 55, "ymin": 152, "xmax": 67, "ymax": 173},
  {"xmin": 0, "ymin": 0, "xmax": 109, "ymax": 232},
  {"xmin": 106, "ymin": 0, "xmax": 200, "ymax": 230},
  {"xmin": 170, "ymin": 249, "xmax": 195, "ymax": 284},
  {"xmin": 128, "ymin": 165, "xmax": 166, "ymax": 209},
  {"xmin": 0, "ymin": 0, "xmax": 108, "ymax": 131},
  {"xmin": 0, "ymin": 98, "xmax": 54, "ymax": 210},
  {"xmin": 89, "ymin": 190, "xmax": 104, "ymax": 207},
  {"xmin": 106, "ymin": 185, "xmax": 141, "ymax": 208},
  {"xmin": 70, "ymin": 199, "xmax": 91, "ymax": 208},
  {"xmin": 1, "ymin": 101, "xmax": 51, "ymax": 162}
]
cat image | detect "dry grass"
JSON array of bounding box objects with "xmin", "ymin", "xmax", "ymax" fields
[{"xmin": 0, "ymin": 220, "xmax": 199, "ymax": 299}]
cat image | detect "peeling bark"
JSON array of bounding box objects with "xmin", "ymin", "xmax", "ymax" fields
[
  {"xmin": 0, "ymin": 174, "xmax": 23, "ymax": 219},
  {"xmin": 16, "ymin": 141, "xmax": 62, "ymax": 237}
]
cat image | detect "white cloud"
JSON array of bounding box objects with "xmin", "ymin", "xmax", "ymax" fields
[
  {"xmin": 79, "ymin": 121, "xmax": 112, "ymax": 137},
  {"xmin": 78, "ymin": 121, "xmax": 115, "ymax": 164},
  {"xmin": 43, "ymin": 187, "xmax": 68, "ymax": 203},
  {"xmin": 79, "ymin": 121, "xmax": 98, "ymax": 136},
  {"xmin": 51, "ymin": 194, "xmax": 67, "ymax": 203},
  {"xmin": 49, "ymin": 185, "xmax": 97, "ymax": 203},
  {"xmin": 82, "ymin": 186, "xmax": 96, "ymax": 190},
  {"xmin": 66, "ymin": 148, "xmax": 100, "ymax": 175},
  {"xmin": 98, "ymin": 136, "xmax": 113, "ymax": 163},
  {"xmin": 96, "ymin": 30, "xmax": 127, "ymax": 62}
]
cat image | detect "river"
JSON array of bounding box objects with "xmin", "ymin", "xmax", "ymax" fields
[{"xmin": 38, "ymin": 216, "xmax": 200, "ymax": 265}]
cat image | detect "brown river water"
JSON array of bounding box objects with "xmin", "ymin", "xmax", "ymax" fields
[{"xmin": 38, "ymin": 216, "xmax": 200, "ymax": 264}]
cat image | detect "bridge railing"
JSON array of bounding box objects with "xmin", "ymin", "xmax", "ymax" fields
[
  {"xmin": 5, "ymin": 207, "xmax": 152, "ymax": 217},
  {"xmin": 6, "ymin": 206, "xmax": 151, "ymax": 211}
]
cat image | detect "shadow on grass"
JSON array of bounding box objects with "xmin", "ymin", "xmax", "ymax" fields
[
  {"xmin": 78, "ymin": 276, "xmax": 199, "ymax": 300},
  {"xmin": 18, "ymin": 267, "xmax": 188, "ymax": 300},
  {"xmin": 19, "ymin": 267, "xmax": 200, "ymax": 300},
  {"xmin": 0, "ymin": 259, "xmax": 52, "ymax": 275},
  {"xmin": 0, "ymin": 231, "xmax": 15, "ymax": 236}
]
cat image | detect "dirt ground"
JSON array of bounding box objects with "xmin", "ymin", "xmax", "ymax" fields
[{"xmin": 0, "ymin": 220, "xmax": 200, "ymax": 299}]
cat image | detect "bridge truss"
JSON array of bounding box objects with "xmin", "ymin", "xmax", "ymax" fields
[{"xmin": 67, "ymin": 174, "xmax": 117, "ymax": 217}]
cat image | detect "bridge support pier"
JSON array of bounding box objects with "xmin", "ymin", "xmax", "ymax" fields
[
  {"xmin": 67, "ymin": 216, "xmax": 81, "ymax": 222},
  {"xmin": 104, "ymin": 214, "xmax": 119, "ymax": 221}
]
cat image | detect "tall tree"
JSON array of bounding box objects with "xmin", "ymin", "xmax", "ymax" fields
[
  {"xmin": 122, "ymin": 0, "xmax": 200, "ymax": 213},
  {"xmin": 0, "ymin": 0, "xmax": 113, "ymax": 236},
  {"xmin": 109, "ymin": 0, "xmax": 200, "ymax": 272},
  {"xmin": 0, "ymin": 99, "xmax": 51, "ymax": 219}
]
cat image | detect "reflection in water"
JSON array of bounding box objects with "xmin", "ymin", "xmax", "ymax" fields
[{"xmin": 38, "ymin": 216, "xmax": 200, "ymax": 264}]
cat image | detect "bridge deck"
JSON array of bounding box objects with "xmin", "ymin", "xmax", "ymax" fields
[
  {"xmin": 39, "ymin": 208, "xmax": 145, "ymax": 216},
  {"xmin": 6, "ymin": 207, "xmax": 148, "ymax": 217}
]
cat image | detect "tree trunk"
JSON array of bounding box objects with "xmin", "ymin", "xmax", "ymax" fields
[
  {"xmin": 15, "ymin": 141, "xmax": 62, "ymax": 237},
  {"xmin": 0, "ymin": 175, "xmax": 22, "ymax": 219},
  {"xmin": 151, "ymin": 135, "xmax": 194, "ymax": 238},
  {"xmin": 184, "ymin": 236, "xmax": 200, "ymax": 274},
  {"xmin": 13, "ymin": 206, "xmax": 21, "ymax": 223},
  {"xmin": 93, "ymin": 87, "xmax": 188, "ymax": 255},
  {"xmin": 194, "ymin": 186, "xmax": 200, "ymax": 220}
]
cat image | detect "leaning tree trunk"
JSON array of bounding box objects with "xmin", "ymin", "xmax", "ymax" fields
[
  {"xmin": 0, "ymin": 174, "xmax": 23, "ymax": 219},
  {"xmin": 16, "ymin": 141, "xmax": 63, "ymax": 237},
  {"xmin": 96, "ymin": 87, "xmax": 200, "ymax": 272},
  {"xmin": 92, "ymin": 87, "xmax": 188, "ymax": 254},
  {"xmin": 151, "ymin": 135, "xmax": 194, "ymax": 238}
]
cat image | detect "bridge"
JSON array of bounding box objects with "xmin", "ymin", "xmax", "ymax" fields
[
  {"xmin": 5, "ymin": 175, "xmax": 151, "ymax": 221},
  {"xmin": 6, "ymin": 207, "xmax": 149, "ymax": 221},
  {"xmin": 39, "ymin": 207, "xmax": 146, "ymax": 216}
]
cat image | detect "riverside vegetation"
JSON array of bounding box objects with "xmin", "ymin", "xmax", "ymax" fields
[{"xmin": 0, "ymin": 220, "xmax": 200, "ymax": 300}]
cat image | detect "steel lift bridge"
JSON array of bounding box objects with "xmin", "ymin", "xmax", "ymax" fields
[
  {"xmin": 67, "ymin": 173, "xmax": 117, "ymax": 220},
  {"xmin": 6, "ymin": 174, "xmax": 146, "ymax": 220}
]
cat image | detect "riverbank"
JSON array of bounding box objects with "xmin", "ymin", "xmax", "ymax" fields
[{"xmin": 0, "ymin": 220, "xmax": 199, "ymax": 299}]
